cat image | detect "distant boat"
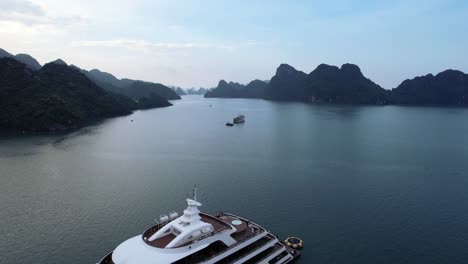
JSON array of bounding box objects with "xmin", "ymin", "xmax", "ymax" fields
[
  {"xmin": 225, "ymin": 122, "xmax": 234, "ymax": 127},
  {"xmin": 233, "ymin": 115, "xmax": 245, "ymax": 124}
]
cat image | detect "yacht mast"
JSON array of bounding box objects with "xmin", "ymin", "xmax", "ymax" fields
[{"xmin": 193, "ymin": 185, "xmax": 198, "ymax": 202}]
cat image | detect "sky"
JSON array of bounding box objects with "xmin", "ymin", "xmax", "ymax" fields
[{"xmin": 1, "ymin": 0, "xmax": 467, "ymax": 89}]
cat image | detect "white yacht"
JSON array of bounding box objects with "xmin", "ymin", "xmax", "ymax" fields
[
  {"xmin": 233, "ymin": 115, "xmax": 245, "ymax": 124},
  {"xmin": 98, "ymin": 188, "xmax": 302, "ymax": 264}
]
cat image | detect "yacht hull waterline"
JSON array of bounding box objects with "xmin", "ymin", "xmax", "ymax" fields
[{"xmin": 98, "ymin": 190, "xmax": 301, "ymax": 263}]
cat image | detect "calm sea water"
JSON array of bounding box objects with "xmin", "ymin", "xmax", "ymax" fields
[{"xmin": 1, "ymin": 95, "xmax": 468, "ymax": 264}]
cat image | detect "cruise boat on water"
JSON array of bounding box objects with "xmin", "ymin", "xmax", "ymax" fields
[
  {"xmin": 233, "ymin": 115, "xmax": 245, "ymax": 124},
  {"xmin": 98, "ymin": 188, "xmax": 302, "ymax": 264}
]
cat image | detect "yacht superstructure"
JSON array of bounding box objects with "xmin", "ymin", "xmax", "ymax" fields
[
  {"xmin": 98, "ymin": 189, "xmax": 301, "ymax": 264},
  {"xmin": 233, "ymin": 115, "xmax": 245, "ymax": 124}
]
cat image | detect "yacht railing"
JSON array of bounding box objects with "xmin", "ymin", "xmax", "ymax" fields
[
  {"xmin": 142, "ymin": 220, "xmax": 170, "ymax": 242},
  {"xmin": 203, "ymin": 221, "xmax": 265, "ymax": 262}
]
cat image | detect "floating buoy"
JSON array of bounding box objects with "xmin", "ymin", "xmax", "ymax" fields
[{"xmin": 284, "ymin": 237, "xmax": 303, "ymax": 249}]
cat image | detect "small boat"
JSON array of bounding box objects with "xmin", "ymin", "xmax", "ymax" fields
[
  {"xmin": 233, "ymin": 114, "xmax": 245, "ymax": 124},
  {"xmin": 225, "ymin": 122, "xmax": 234, "ymax": 127}
]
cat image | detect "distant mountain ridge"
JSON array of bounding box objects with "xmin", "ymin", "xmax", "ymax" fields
[
  {"xmin": 205, "ymin": 63, "xmax": 387, "ymax": 104},
  {"xmin": 169, "ymin": 86, "xmax": 207, "ymax": 95},
  {"xmin": 170, "ymin": 87, "xmax": 187, "ymax": 96},
  {"xmin": 13, "ymin": 54, "xmax": 42, "ymax": 71},
  {"xmin": 0, "ymin": 48, "xmax": 42, "ymax": 71},
  {"xmin": 186, "ymin": 87, "xmax": 207, "ymax": 95},
  {"xmin": 80, "ymin": 67, "xmax": 181, "ymax": 101},
  {"xmin": 391, "ymin": 70, "xmax": 468, "ymax": 105},
  {"xmin": 0, "ymin": 48, "xmax": 12, "ymax": 58},
  {"xmin": 266, "ymin": 63, "xmax": 389, "ymax": 104},
  {"xmin": 206, "ymin": 63, "xmax": 468, "ymax": 106},
  {"xmin": 0, "ymin": 48, "xmax": 173, "ymax": 132},
  {"xmin": 0, "ymin": 48, "xmax": 180, "ymax": 102},
  {"xmin": 204, "ymin": 79, "xmax": 268, "ymax": 98}
]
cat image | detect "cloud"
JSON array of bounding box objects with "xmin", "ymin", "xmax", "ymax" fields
[
  {"xmin": 0, "ymin": 0, "xmax": 44, "ymax": 16},
  {"xmin": 0, "ymin": 0, "xmax": 86, "ymax": 26},
  {"xmin": 71, "ymin": 39, "xmax": 233, "ymax": 51}
]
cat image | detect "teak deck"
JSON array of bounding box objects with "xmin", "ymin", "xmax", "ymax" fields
[{"xmin": 143, "ymin": 213, "xmax": 232, "ymax": 248}]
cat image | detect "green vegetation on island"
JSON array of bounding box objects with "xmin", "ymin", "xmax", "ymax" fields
[
  {"xmin": 0, "ymin": 52, "xmax": 173, "ymax": 132},
  {"xmin": 205, "ymin": 63, "xmax": 468, "ymax": 106},
  {"xmin": 81, "ymin": 68, "xmax": 181, "ymax": 101},
  {"xmin": 204, "ymin": 79, "xmax": 268, "ymax": 99}
]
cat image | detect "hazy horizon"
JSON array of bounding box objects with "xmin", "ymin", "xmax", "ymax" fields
[{"xmin": 1, "ymin": 0, "xmax": 467, "ymax": 89}]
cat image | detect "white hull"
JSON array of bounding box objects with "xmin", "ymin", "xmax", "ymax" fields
[{"xmin": 98, "ymin": 190, "xmax": 300, "ymax": 264}]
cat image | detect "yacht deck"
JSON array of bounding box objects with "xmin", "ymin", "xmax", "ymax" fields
[
  {"xmin": 142, "ymin": 213, "xmax": 232, "ymax": 248},
  {"xmin": 99, "ymin": 212, "xmax": 294, "ymax": 264}
]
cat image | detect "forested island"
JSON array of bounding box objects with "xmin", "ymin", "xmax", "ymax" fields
[
  {"xmin": 2, "ymin": 46, "xmax": 468, "ymax": 132},
  {"xmin": 205, "ymin": 80, "xmax": 268, "ymax": 99},
  {"xmin": 0, "ymin": 48, "xmax": 178, "ymax": 132},
  {"xmin": 205, "ymin": 63, "xmax": 468, "ymax": 106}
]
